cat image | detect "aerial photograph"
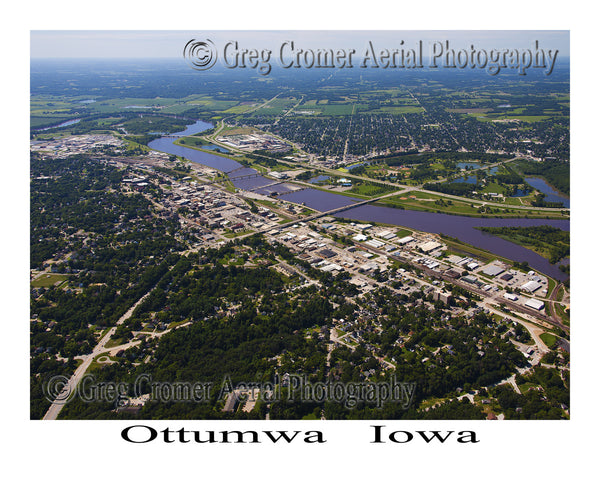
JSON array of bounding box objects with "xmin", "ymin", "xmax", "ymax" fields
[{"xmin": 30, "ymin": 30, "xmax": 571, "ymax": 421}]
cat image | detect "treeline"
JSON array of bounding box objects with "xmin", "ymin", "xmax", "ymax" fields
[
  {"xmin": 382, "ymin": 151, "xmax": 510, "ymax": 167},
  {"xmin": 493, "ymin": 366, "xmax": 569, "ymax": 419},
  {"xmin": 515, "ymin": 159, "xmax": 570, "ymax": 195},
  {"xmin": 120, "ymin": 116, "xmax": 190, "ymax": 135},
  {"xmin": 424, "ymin": 181, "xmax": 477, "ymax": 197},
  {"xmin": 124, "ymin": 133, "xmax": 160, "ymax": 146},
  {"xmin": 493, "ymin": 171, "xmax": 523, "ymax": 184}
]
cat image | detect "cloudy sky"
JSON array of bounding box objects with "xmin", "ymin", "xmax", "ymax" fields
[{"xmin": 31, "ymin": 30, "xmax": 569, "ymax": 59}]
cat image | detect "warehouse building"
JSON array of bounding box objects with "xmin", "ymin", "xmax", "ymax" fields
[
  {"xmin": 352, "ymin": 233, "xmax": 368, "ymax": 242},
  {"xmin": 366, "ymin": 239, "xmax": 385, "ymax": 248},
  {"xmin": 524, "ymin": 298, "xmax": 545, "ymax": 311},
  {"xmin": 397, "ymin": 235, "xmax": 414, "ymax": 245},
  {"xmin": 419, "ymin": 241, "xmax": 442, "ymax": 253},
  {"xmin": 521, "ymin": 280, "xmax": 542, "ymax": 293},
  {"xmin": 482, "ymin": 264, "xmax": 505, "ymax": 277}
]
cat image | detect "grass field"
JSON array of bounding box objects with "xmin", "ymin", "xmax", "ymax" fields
[
  {"xmin": 360, "ymin": 105, "xmax": 424, "ymax": 114},
  {"xmin": 251, "ymin": 97, "xmax": 300, "ymax": 116},
  {"xmin": 311, "ymin": 103, "xmax": 357, "ymax": 115},
  {"xmin": 219, "ymin": 126, "xmax": 261, "ymax": 136},
  {"xmin": 395, "ymin": 228, "xmax": 413, "ymax": 238},
  {"xmin": 30, "ymin": 116, "xmax": 75, "ymax": 128},
  {"xmin": 347, "ymin": 182, "xmax": 398, "ymax": 197},
  {"xmin": 377, "ymin": 191, "xmax": 567, "ymax": 219},
  {"xmin": 222, "ymin": 104, "xmax": 256, "ymax": 114},
  {"xmin": 555, "ymin": 304, "xmax": 570, "ymax": 326},
  {"xmin": 470, "ymin": 113, "xmax": 552, "ymax": 123},
  {"xmin": 546, "ymin": 277, "xmax": 557, "ymax": 298},
  {"xmin": 539, "ymin": 332, "xmax": 558, "ymax": 348},
  {"xmin": 104, "ymin": 338, "xmax": 127, "ymax": 349},
  {"xmin": 31, "ymin": 273, "xmax": 69, "ymax": 288},
  {"xmin": 175, "ymin": 136, "xmax": 209, "ymax": 147}
]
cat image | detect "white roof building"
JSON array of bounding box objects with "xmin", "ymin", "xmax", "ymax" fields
[
  {"xmin": 352, "ymin": 234, "xmax": 368, "ymax": 242},
  {"xmin": 482, "ymin": 264, "xmax": 505, "ymax": 277},
  {"xmin": 524, "ymin": 298, "xmax": 545, "ymax": 311},
  {"xmin": 521, "ymin": 280, "xmax": 542, "ymax": 293},
  {"xmin": 398, "ymin": 236, "xmax": 414, "ymax": 245},
  {"xmin": 366, "ymin": 239, "xmax": 385, "ymax": 249},
  {"xmin": 419, "ymin": 241, "xmax": 442, "ymax": 253}
]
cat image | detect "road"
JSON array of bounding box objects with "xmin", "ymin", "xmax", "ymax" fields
[
  {"xmin": 180, "ymin": 118, "xmax": 569, "ymax": 217},
  {"xmin": 158, "ymin": 110, "xmax": 570, "ymax": 218},
  {"xmin": 42, "ymin": 289, "xmax": 154, "ymax": 420}
]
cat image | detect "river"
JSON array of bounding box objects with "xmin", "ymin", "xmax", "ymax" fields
[
  {"xmin": 148, "ymin": 120, "xmax": 569, "ymax": 281},
  {"xmin": 35, "ymin": 118, "xmax": 81, "ymax": 131}
]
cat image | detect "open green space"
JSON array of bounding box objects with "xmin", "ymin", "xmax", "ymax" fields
[
  {"xmin": 31, "ymin": 273, "xmax": 69, "ymax": 288},
  {"xmin": 375, "ymin": 191, "xmax": 566, "ymax": 219},
  {"xmin": 104, "ymin": 338, "xmax": 127, "ymax": 349},
  {"xmin": 175, "ymin": 136, "xmax": 211, "ymax": 147},
  {"xmin": 395, "ymin": 228, "xmax": 413, "ymax": 238},
  {"xmin": 347, "ymin": 181, "xmax": 398, "ymax": 197},
  {"xmin": 539, "ymin": 332, "xmax": 558, "ymax": 348},
  {"xmin": 555, "ymin": 304, "xmax": 570, "ymax": 326}
]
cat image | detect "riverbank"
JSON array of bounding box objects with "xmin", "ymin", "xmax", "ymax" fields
[{"xmin": 147, "ymin": 119, "xmax": 570, "ymax": 281}]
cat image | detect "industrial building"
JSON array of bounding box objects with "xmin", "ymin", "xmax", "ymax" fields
[
  {"xmin": 521, "ymin": 280, "xmax": 542, "ymax": 293},
  {"xmin": 419, "ymin": 241, "xmax": 442, "ymax": 253},
  {"xmin": 446, "ymin": 269, "xmax": 461, "ymax": 279},
  {"xmin": 482, "ymin": 264, "xmax": 505, "ymax": 277},
  {"xmin": 366, "ymin": 239, "xmax": 385, "ymax": 249},
  {"xmin": 376, "ymin": 230, "xmax": 397, "ymax": 240},
  {"xmin": 318, "ymin": 248, "xmax": 336, "ymax": 259},
  {"xmin": 462, "ymin": 275, "xmax": 478, "ymax": 284},
  {"xmin": 524, "ymin": 298, "xmax": 545, "ymax": 311}
]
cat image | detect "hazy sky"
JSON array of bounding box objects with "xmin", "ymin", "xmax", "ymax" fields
[{"xmin": 31, "ymin": 30, "xmax": 569, "ymax": 59}]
